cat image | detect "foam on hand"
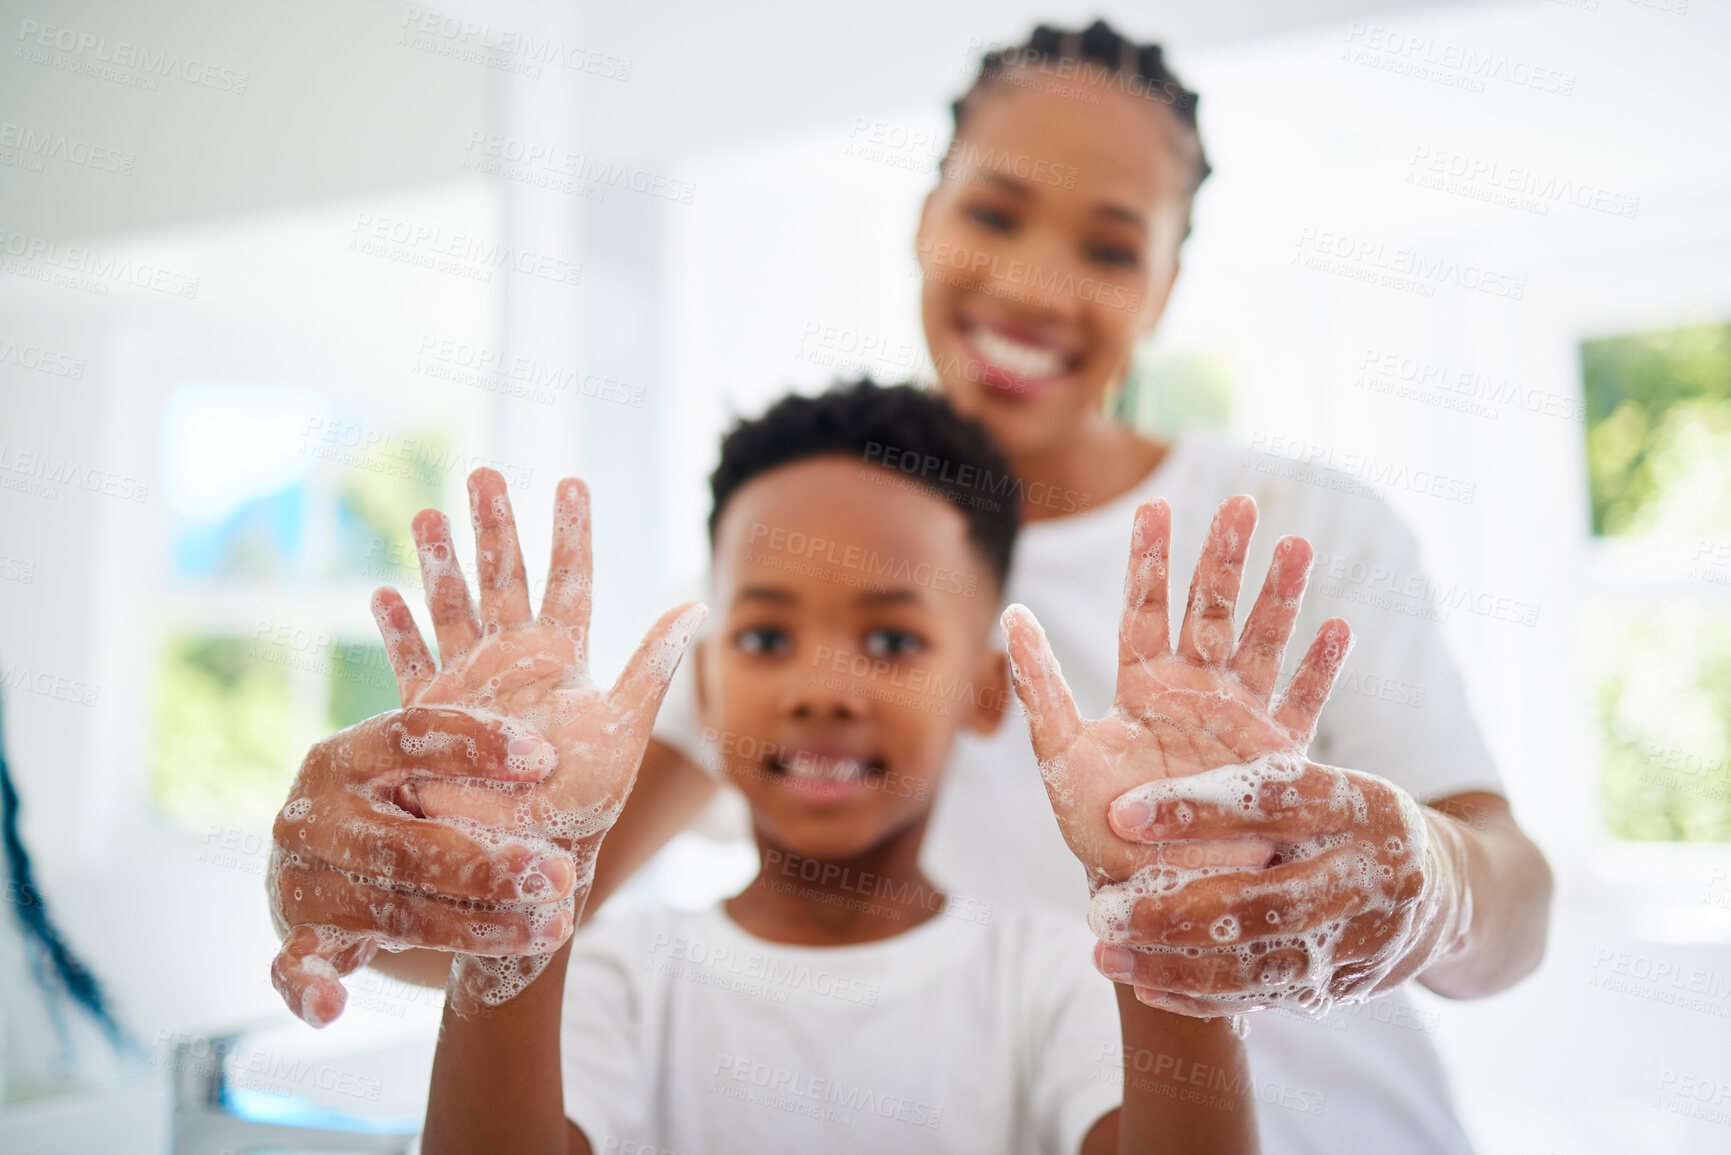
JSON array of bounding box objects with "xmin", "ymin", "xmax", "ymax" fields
[
  {"xmin": 270, "ymin": 475, "xmax": 705, "ymax": 1024},
  {"xmin": 1088, "ymin": 752, "xmax": 1462, "ymax": 1018},
  {"xmin": 429, "ymin": 604, "xmax": 702, "ymax": 1015},
  {"xmin": 1001, "ymin": 603, "xmax": 1080, "ymax": 809}
]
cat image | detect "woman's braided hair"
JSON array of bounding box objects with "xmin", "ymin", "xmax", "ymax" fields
[{"xmin": 948, "ymin": 19, "xmax": 1211, "ymax": 231}]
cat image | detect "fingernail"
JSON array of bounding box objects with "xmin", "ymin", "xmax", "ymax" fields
[
  {"xmin": 1098, "ymin": 945, "xmax": 1137, "ymax": 982},
  {"xmin": 301, "ymin": 988, "xmax": 333, "ymax": 1029},
  {"xmin": 1113, "ymin": 798, "xmax": 1152, "ymax": 831},
  {"xmin": 1134, "ymin": 986, "xmax": 1168, "ymax": 1008},
  {"xmin": 508, "ymin": 736, "xmax": 556, "ymax": 772},
  {"xmin": 529, "ymin": 857, "xmax": 572, "ymax": 896}
]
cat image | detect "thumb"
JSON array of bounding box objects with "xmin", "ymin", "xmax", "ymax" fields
[
  {"xmin": 1001, "ymin": 604, "xmax": 1084, "ymax": 762},
  {"xmin": 607, "ymin": 602, "xmax": 707, "ymax": 728}
]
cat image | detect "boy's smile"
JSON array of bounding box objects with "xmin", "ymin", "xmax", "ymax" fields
[{"xmin": 699, "ymin": 455, "xmax": 1007, "ymax": 868}]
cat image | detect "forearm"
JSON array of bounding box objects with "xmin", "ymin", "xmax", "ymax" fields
[
  {"xmin": 422, "ymin": 941, "xmax": 576, "ymax": 1155},
  {"xmin": 1114, "ymin": 990, "xmax": 1258, "ymax": 1155},
  {"xmin": 1417, "ymin": 793, "xmax": 1552, "ymax": 999}
]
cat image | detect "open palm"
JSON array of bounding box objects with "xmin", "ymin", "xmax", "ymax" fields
[
  {"xmin": 1002, "ymin": 496, "xmax": 1350, "ymax": 886},
  {"xmin": 310, "ymin": 469, "xmax": 700, "ymax": 1014},
  {"xmin": 376, "ymin": 471, "xmax": 701, "ymax": 868}
]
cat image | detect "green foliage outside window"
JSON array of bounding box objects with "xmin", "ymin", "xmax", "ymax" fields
[
  {"xmin": 1583, "ymin": 320, "xmax": 1731, "ymax": 842},
  {"xmin": 152, "ymin": 635, "xmax": 400, "ymax": 831},
  {"xmin": 1583, "ymin": 321, "xmax": 1731, "ymax": 539},
  {"xmin": 152, "ymin": 636, "xmax": 295, "ymax": 831},
  {"xmin": 1590, "ymin": 603, "xmax": 1731, "ymax": 841}
]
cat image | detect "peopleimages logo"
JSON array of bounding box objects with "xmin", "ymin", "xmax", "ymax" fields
[
  {"xmin": 1293, "ymin": 228, "xmax": 1525, "ymax": 301},
  {"xmin": 746, "ymin": 521, "xmax": 980, "ymax": 599},
  {"xmin": 862, "ymin": 441, "xmax": 1091, "ymax": 515},
  {"xmin": 0, "ymin": 121, "xmax": 135, "ymax": 174},
  {"xmin": 15, "ymin": 20, "xmax": 250, "ymax": 93},
  {"xmin": 1406, "ymin": 146, "xmax": 1640, "ymax": 220},
  {"xmin": 0, "ymin": 229, "xmax": 200, "ymax": 299}
]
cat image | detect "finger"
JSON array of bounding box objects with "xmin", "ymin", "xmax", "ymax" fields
[
  {"xmin": 1108, "ymin": 759, "xmax": 1355, "ymax": 842},
  {"xmin": 270, "ymin": 924, "xmax": 372, "ymax": 1029},
  {"xmin": 272, "ymin": 861, "xmax": 571, "ymax": 956},
  {"xmin": 371, "ymin": 588, "xmax": 437, "ymax": 702},
  {"xmin": 413, "ymin": 509, "xmax": 481, "ymax": 663},
  {"xmin": 1176, "ymin": 496, "xmax": 1258, "ymax": 667},
  {"xmin": 1001, "ymin": 604, "xmax": 1085, "ymax": 761},
  {"xmin": 1107, "ymin": 502, "xmax": 1177, "ymax": 716},
  {"xmin": 1325, "ymin": 908, "xmax": 1413, "ymax": 968},
  {"xmin": 1108, "ymin": 943, "xmax": 1316, "ymax": 998},
  {"xmin": 1227, "ymin": 535, "xmax": 1313, "ymax": 702},
  {"xmin": 409, "ymin": 776, "xmax": 538, "ymax": 829},
  {"xmin": 1129, "ymin": 987, "xmax": 1237, "ymax": 1019},
  {"xmin": 1272, "ymin": 617, "xmax": 1353, "ymax": 741},
  {"xmin": 275, "ymin": 786, "xmax": 574, "ymax": 905},
  {"xmin": 1115, "ymin": 499, "xmax": 1173, "ymax": 678},
  {"xmin": 468, "ymin": 468, "xmax": 533, "ymax": 635},
  {"xmin": 328, "ymin": 706, "xmax": 561, "ymax": 784},
  {"xmin": 1125, "ymin": 837, "xmax": 1276, "ymax": 872},
  {"xmin": 1101, "ymin": 845, "xmax": 1372, "ymax": 948},
  {"xmin": 608, "ymin": 602, "xmax": 708, "ymax": 728},
  {"xmin": 540, "ymin": 477, "xmax": 593, "ymax": 659}
]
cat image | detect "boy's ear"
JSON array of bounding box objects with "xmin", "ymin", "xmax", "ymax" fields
[{"xmin": 964, "ymin": 647, "xmax": 1012, "ymax": 737}]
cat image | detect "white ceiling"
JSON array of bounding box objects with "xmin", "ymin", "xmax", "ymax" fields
[{"xmin": 0, "ymin": 0, "xmax": 1450, "ymax": 242}]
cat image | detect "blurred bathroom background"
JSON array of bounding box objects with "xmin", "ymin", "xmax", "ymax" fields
[{"xmin": 1, "ymin": 0, "xmax": 1728, "ymax": 1150}]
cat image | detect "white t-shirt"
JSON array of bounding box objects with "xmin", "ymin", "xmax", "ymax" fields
[
  {"xmin": 559, "ymin": 903, "xmax": 1123, "ymax": 1155},
  {"xmin": 654, "ymin": 433, "xmax": 1500, "ymax": 1155}
]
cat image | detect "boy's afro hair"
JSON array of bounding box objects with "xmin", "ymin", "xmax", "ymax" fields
[{"xmin": 709, "ymin": 379, "xmax": 1018, "ymax": 589}]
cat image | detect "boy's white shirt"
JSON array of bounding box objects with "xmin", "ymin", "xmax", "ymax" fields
[
  {"xmin": 648, "ymin": 433, "xmax": 1495, "ymax": 1155},
  {"xmin": 560, "ymin": 903, "xmax": 1123, "ymax": 1155}
]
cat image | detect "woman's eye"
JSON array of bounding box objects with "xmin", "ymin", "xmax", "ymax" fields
[
  {"xmin": 965, "ymin": 205, "xmax": 1015, "ymax": 232},
  {"xmin": 864, "ymin": 628, "xmax": 925, "ymax": 658},
  {"xmin": 1086, "ymin": 244, "xmax": 1140, "ymax": 269},
  {"xmin": 734, "ymin": 626, "xmax": 790, "ymax": 657}
]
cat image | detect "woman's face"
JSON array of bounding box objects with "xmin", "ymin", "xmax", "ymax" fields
[{"xmin": 916, "ymin": 67, "xmax": 1196, "ymax": 460}]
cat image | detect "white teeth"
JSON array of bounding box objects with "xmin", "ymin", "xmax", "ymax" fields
[
  {"xmin": 969, "ymin": 327, "xmax": 1066, "ymax": 379},
  {"xmin": 785, "ymin": 754, "xmax": 867, "ymax": 782}
]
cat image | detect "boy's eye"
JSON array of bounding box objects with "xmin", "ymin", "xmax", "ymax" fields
[
  {"xmin": 965, "ymin": 204, "xmax": 1015, "ymax": 232},
  {"xmin": 734, "ymin": 626, "xmax": 790, "ymax": 657},
  {"xmin": 864, "ymin": 628, "xmax": 925, "ymax": 659}
]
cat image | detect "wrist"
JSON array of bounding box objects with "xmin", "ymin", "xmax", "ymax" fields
[
  {"xmin": 1415, "ymin": 808, "xmax": 1475, "ymax": 971},
  {"xmin": 447, "ymin": 937, "xmax": 572, "ymax": 1019}
]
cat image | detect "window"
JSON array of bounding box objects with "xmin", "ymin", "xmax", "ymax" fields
[
  {"xmin": 151, "ymin": 383, "xmax": 464, "ymax": 831},
  {"xmin": 1581, "ymin": 321, "xmax": 1731, "ymax": 841}
]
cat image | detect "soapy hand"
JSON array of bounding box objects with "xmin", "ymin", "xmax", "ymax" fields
[
  {"xmin": 1002, "ymin": 495, "xmax": 1351, "ymax": 889},
  {"xmin": 268, "ymin": 469, "xmax": 703, "ymax": 1023},
  {"xmin": 1004, "ymin": 495, "xmax": 1472, "ymax": 1019},
  {"xmin": 1092, "ymin": 751, "xmax": 1474, "ymax": 1019}
]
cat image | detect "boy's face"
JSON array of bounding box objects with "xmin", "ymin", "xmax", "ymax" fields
[
  {"xmin": 698, "ymin": 457, "xmax": 1008, "ymax": 863},
  {"xmin": 916, "ymin": 69, "xmax": 1194, "ymax": 462}
]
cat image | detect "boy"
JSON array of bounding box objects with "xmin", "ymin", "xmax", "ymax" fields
[{"xmin": 353, "ymin": 383, "xmax": 1269, "ymax": 1152}]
